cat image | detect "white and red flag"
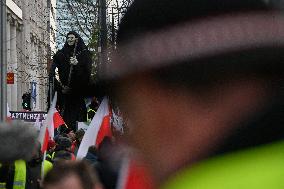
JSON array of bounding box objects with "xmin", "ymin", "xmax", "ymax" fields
[
  {"xmin": 53, "ymin": 110, "xmax": 66, "ymax": 129},
  {"xmin": 38, "ymin": 92, "xmax": 58, "ymax": 153},
  {"xmin": 76, "ymin": 97, "xmax": 112, "ymax": 159},
  {"xmin": 116, "ymin": 157, "xmax": 155, "ymax": 189}
]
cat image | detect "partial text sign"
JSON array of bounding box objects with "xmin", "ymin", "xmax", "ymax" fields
[{"xmin": 10, "ymin": 111, "xmax": 47, "ymax": 122}]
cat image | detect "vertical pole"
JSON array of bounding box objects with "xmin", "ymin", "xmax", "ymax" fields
[
  {"xmin": 98, "ymin": 0, "xmax": 107, "ymax": 76},
  {"xmin": 41, "ymin": 151, "xmax": 47, "ymax": 180},
  {"xmin": 97, "ymin": 0, "xmax": 101, "ymax": 70},
  {"xmin": 111, "ymin": 7, "xmax": 115, "ymax": 45},
  {"xmin": 10, "ymin": 20, "xmax": 17, "ymax": 110},
  {"xmin": 47, "ymin": 0, "xmax": 53, "ymax": 110},
  {"xmin": 0, "ymin": 0, "xmax": 7, "ymax": 121}
]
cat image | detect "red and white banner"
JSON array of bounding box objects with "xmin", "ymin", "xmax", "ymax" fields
[
  {"xmin": 38, "ymin": 92, "xmax": 57, "ymax": 153},
  {"xmin": 76, "ymin": 97, "xmax": 112, "ymax": 159},
  {"xmin": 116, "ymin": 157, "xmax": 155, "ymax": 189}
]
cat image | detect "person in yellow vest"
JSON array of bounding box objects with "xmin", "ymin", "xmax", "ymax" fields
[
  {"xmin": 46, "ymin": 139, "xmax": 57, "ymax": 163},
  {"xmin": 0, "ymin": 142, "xmax": 53, "ymax": 189},
  {"xmin": 0, "ymin": 159, "xmax": 52, "ymax": 189},
  {"xmin": 95, "ymin": 0, "xmax": 284, "ymax": 188},
  {"xmin": 87, "ymin": 97, "xmax": 99, "ymax": 123},
  {"xmin": 0, "ymin": 160, "xmax": 27, "ymax": 189},
  {"xmin": 87, "ymin": 108, "xmax": 96, "ymax": 123}
]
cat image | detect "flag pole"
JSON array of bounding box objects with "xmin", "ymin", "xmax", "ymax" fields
[
  {"xmin": 40, "ymin": 92, "xmax": 58, "ymax": 180},
  {"xmin": 41, "ymin": 151, "xmax": 47, "ymax": 180}
]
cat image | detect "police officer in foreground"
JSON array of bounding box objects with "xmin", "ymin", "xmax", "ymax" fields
[
  {"xmin": 0, "ymin": 123, "xmax": 51, "ymax": 189},
  {"xmin": 94, "ymin": 0, "xmax": 284, "ymax": 188}
]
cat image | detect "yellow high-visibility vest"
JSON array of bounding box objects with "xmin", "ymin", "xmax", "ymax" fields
[
  {"xmin": 43, "ymin": 160, "xmax": 53, "ymax": 176},
  {"xmin": 0, "ymin": 159, "xmax": 52, "ymax": 189},
  {"xmin": 163, "ymin": 141, "xmax": 284, "ymax": 189},
  {"xmin": 46, "ymin": 152, "xmax": 56, "ymax": 161},
  {"xmin": 13, "ymin": 160, "xmax": 26, "ymax": 189},
  {"xmin": 87, "ymin": 108, "xmax": 96, "ymax": 122},
  {"xmin": 0, "ymin": 160, "xmax": 27, "ymax": 189}
]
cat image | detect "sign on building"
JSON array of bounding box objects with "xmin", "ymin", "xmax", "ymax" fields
[
  {"xmin": 31, "ymin": 81, "xmax": 37, "ymax": 109},
  {"xmin": 7, "ymin": 72, "xmax": 14, "ymax": 84},
  {"xmin": 10, "ymin": 111, "xmax": 47, "ymax": 122}
]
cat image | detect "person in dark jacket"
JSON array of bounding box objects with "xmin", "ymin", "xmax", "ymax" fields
[
  {"xmin": 53, "ymin": 137, "xmax": 76, "ymax": 161},
  {"xmin": 25, "ymin": 142, "xmax": 45, "ymax": 189},
  {"xmin": 74, "ymin": 129, "xmax": 85, "ymax": 155},
  {"xmin": 94, "ymin": 137, "xmax": 122, "ymax": 189},
  {"xmin": 83, "ymin": 145, "xmax": 99, "ymax": 167},
  {"xmin": 50, "ymin": 31, "xmax": 92, "ymax": 131}
]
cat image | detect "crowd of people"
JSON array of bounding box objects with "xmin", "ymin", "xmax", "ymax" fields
[
  {"xmin": 43, "ymin": 128, "xmax": 115, "ymax": 189},
  {"xmin": 0, "ymin": 122, "xmax": 133, "ymax": 189},
  {"xmin": 2, "ymin": 0, "xmax": 284, "ymax": 188}
]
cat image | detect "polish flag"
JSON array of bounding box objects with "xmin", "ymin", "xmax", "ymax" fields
[
  {"xmin": 116, "ymin": 157, "xmax": 155, "ymax": 189},
  {"xmin": 76, "ymin": 97, "xmax": 112, "ymax": 159},
  {"xmin": 53, "ymin": 110, "xmax": 65, "ymax": 129},
  {"xmin": 38, "ymin": 92, "xmax": 57, "ymax": 153}
]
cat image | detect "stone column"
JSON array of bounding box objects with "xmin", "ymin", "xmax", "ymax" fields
[
  {"xmin": 22, "ymin": 0, "xmax": 30, "ymax": 96},
  {"xmin": 35, "ymin": 42, "xmax": 40, "ymax": 111},
  {"xmin": 16, "ymin": 26, "xmax": 23, "ymax": 109},
  {"xmin": 9, "ymin": 17, "xmax": 18, "ymax": 111},
  {"xmin": 6, "ymin": 14, "xmax": 11, "ymax": 110}
]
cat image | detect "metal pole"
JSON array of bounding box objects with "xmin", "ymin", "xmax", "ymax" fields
[
  {"xmin": 98, "ymin": 0, "xmax": 107, "ymax": 75},
  {"xmin": 47, "ymin": 0, "xmax": 53, "ymax": 110},
  {"xmin": 97, "ymin": 0, "xmax": 101, "ymax": 70},
  {"xmin": 0, "ymin": 0, "xmax": 7, "ymax": 121},
  {"xmin": 111, "ymin": 7, "xmax": 115, "ymax": 45}
]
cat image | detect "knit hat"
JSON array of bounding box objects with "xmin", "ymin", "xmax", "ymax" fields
[
  {"xmin": 57, "ymin": 137, "xmax": 72, "ymax": 149},
  {"xmin": 75, "ymin": 128, "xmax": 85, "ymax": 140},
  {"xmin": 53, "ymin": 150, "xmax": 72, "ymax": 161}
]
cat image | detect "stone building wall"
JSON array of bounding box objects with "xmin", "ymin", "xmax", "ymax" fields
[{"xmin": 6, "ymin": 0, "xmax": 56, "ymax": 111}]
